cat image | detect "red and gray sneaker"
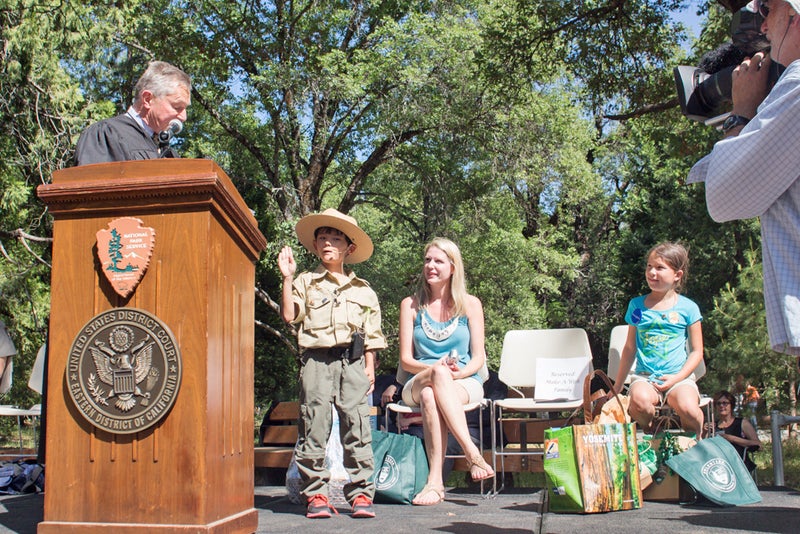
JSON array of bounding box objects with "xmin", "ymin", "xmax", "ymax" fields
[
  {"xmin": 306, "ymin": 494, "xmax": 337, "ymax": 519},
  {"xmin": 351, "ymin": 495, "xmax": 375, "ymax": 518}
]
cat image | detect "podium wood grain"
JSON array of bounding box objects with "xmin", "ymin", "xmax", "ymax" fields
[{"xmin": 37, "ymin": 160, "xmax": 267, "ymax": 533}]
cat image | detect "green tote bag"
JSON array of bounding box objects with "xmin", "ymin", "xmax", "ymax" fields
[
  {"xmin": 370, "ymin": 430, "xmax": 429, "ymax": 504},
  {"xmin": 666, "ymin": 435, "xmax": 761, "ymax": 506}
]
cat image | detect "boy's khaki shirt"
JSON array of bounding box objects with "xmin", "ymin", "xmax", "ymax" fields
[{"xmin": 291, "ymin": 265, "xmax": 387, "ymax": 352}]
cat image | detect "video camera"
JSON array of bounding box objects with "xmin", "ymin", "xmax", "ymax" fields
[{"xmin": 673, "ymin": 4, "xmax": 775, "ymax": 126}]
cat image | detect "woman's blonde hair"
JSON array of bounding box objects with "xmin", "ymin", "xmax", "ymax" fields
[{"xmin": 416, "ymin": 237, "xmax": 468, "ymax": 317}]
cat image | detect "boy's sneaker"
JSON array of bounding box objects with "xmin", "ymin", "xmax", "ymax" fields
[
  {"xmin": 351, "ymin": 495, "xmax": 375, "ymax": 518},
  {"xmin": 306, "ymin": 494, "xmax": 336, "ymax": 518}
]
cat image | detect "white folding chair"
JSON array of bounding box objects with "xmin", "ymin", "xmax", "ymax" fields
[
  {"xmin": 693, "ymin": 358, "xmax": 715, "ymax": 433},
  {"xmin": 607, "ymin": 324, "xmax": 632, "ymax": 389},
  {"xmin": 0, "ymin": 404, "xmax": 41, "ymax": 455},
  {"xmin": 0, "ymin": 344, "xmax": 45, "ymax": 457},
  {"xmin": 491, "ymin": 328, "xmax": 593, "ymax": 494}
]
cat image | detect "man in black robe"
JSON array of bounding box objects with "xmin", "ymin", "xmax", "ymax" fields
[{"xmin": 75, "ymin": 61, "xmax": 191, "ymax": 166}]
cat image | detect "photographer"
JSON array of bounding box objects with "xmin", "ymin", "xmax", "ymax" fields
[{"xmin": 688, "ymin": 0, "xmax": 800, "ymax": 358}]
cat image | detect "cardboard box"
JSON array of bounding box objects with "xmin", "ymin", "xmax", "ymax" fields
[
  {"xmin": 641, "ymin": 433, "xmax": 697, "ymax": 502},
  {"xmin": 643, "ymin": 471, "xmax": 681, "ymax": 501},
  {"xmin": 642, "ymin": 471, "xmax": 696, "ymax": 502}
]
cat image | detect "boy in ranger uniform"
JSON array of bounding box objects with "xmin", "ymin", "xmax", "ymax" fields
[{"xmin": 278, "ymin": 208, "xmax": 387, "ymax": 519}]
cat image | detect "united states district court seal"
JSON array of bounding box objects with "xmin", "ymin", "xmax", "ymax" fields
[{"xmin": 67, "ymin": 308, "xmax": 182, "ymax": 435}]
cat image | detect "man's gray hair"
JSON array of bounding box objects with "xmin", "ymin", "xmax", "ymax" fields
[{"xmin": 132, "ymin": 61, "xmax": 191, "ymax": 106}]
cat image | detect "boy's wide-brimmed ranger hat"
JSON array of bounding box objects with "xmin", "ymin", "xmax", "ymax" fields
[{"xmin": 295, "ymin": 208, "xmax": 373, "ymax": 264}]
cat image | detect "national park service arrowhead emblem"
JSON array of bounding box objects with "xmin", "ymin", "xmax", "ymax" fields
[
  {"xmin": 67, "ymin": 308, "xmax": 182, "ymax": 435},
  {"xmin": 96, "ymin": 217, "xmax": 155, "ymax": 298}
]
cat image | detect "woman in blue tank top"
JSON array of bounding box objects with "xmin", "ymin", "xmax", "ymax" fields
[{"xmin": 398, "ymin": 238, "xmax": 494, "ymax": 506}]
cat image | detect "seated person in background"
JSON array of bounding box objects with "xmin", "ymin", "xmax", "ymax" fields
[
  {"xmin": 712, "ymin": 390, "xmax": 760, "ymax": 472},
  {"xmin": 370, "ymin": 355, "xmax": 402, "ymax": 432},
  {"xmin": 0, "ymin": 320, "xmax": 15, "ymax": 395},
  {"xmin": 611, "ymin": 242, "xmax": 705, "ymax": 437}
]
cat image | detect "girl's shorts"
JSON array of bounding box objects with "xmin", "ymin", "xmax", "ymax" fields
[{"xmin": 630, "ymin": 372, "xmax": 699, "ymax": 403}]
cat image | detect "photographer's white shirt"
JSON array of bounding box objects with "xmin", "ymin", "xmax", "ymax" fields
[{"xmin": 688, "ymin": 59, "xmax": 800, "ymax": 356}]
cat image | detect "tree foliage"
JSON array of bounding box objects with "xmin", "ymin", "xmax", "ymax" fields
[
  {"xmin": 0, "ymin": 0, "xmax": 795, "ymax": 419},
  {"xmin": 704, "ymin": 249, "xmax": 798, "ymax": 415}
]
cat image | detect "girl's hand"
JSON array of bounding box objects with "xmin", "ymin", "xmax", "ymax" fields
[
  {"xmin": 654, "ymin": 374, "xmax": 676, "ymax": 392},
  {"xmin": 446, "ymin": 360, "xmax": 459, "ymax": 373},
  {"xmin": 440, "ymin": 355, "xmax": 461, "ymax": 378}
]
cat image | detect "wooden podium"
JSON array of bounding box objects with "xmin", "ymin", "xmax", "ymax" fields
[{"xmin": 37, "ymin": 160, "xmax": 267, "ymax": 533}]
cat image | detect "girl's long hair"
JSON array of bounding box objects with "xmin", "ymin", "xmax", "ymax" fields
[{"xmin": 416, "ymin": 237, "xmax": 468, "ymax": 317}]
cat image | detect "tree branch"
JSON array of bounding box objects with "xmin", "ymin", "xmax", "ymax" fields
[
  {"xmin": 254, "ymin": 285, "xmax": 297, "ymax": 353},
  {"xmin": 604, "ymin": 98, "xmax": 679, "ymax": 121},
  {"xmin": 254, "ymin": 319, "xmax": 298, "ymax": 354},
  {"xmin": 0, "ymin": 230, "xmax": 52, "ymax": 268},
  {"xmin": 339, "ymin": 128, "xmax": 425, "ymax": 212}
]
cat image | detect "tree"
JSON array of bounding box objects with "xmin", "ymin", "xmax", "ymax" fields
[
  {"xmin": 0, "ymin": 1, "xmax": 113, "ymax": 407},
  {"xmin": 3, "ymin": 0, "xmax": 786, "ymax": 416},
  {"xmin": 704, "ymin": 249, "xmax": 798, "ymax": 421}
]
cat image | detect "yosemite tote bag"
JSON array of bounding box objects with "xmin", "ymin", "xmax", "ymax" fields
[
  {"xmin": 544, "ymin": 371, "xmax": 642, "ymax": 513},
  {"xmin": 545, "ymin": 422, "xmax": 643, "ymax": 513}
]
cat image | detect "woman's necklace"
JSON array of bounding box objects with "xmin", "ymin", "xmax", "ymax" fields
[{"xmin": 420, "ymin": 308, "xmax": 458, "ymax": 341}]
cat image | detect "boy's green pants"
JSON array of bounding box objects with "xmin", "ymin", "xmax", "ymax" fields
[{"xmin": 296, "ymin": 349, "xmax": 374, "ymax": 503}]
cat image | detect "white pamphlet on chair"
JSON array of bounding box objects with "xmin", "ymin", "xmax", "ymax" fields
[{"xmin": 534, "ymin": 357, "xmax": 592, "ymax": 401}]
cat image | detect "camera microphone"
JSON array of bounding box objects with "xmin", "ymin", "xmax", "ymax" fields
[
  {"xmin": 673, "ymin": 4, "xmax": 772, "ymax": 125},
  {"xmin": 158, "ymin": 119, "xmax": 183, "ymax": 143}
]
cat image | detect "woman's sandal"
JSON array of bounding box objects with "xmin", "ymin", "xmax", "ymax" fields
[
  {"xmin": 468, "ymin": 454, "xmax": 495, "ymax": 482},
  {"xmin": 412, "ymin": 484, "xmax": 445, "ymax": 506}
]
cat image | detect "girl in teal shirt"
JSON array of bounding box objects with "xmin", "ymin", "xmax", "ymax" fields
[{"xmin": 612, "ymin": 242, "xmax": 705, "ymax": 437}]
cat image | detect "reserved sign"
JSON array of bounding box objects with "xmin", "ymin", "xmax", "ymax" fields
[{"xmin": 534, "ymin": 357, "xmax": 592, "ymax": 401}]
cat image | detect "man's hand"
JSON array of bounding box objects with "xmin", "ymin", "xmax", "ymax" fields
[
  {"xmin": 731, "ymin": 51, "xmax": 772, "ymax": 121},
  {"xmin": 380, "ymin": 384, "xmax": 397, "ymax": 407}
]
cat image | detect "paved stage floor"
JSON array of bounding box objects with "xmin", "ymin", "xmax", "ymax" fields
[{"xmin": 0, "ymin": 484, "xmax": 796, "ymax": 533}]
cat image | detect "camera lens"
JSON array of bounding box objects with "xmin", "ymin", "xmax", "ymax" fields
[{"xmin": 689, "ymin": 66, "xmax": 734, "ymax": 117}]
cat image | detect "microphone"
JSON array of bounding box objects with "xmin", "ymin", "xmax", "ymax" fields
[{"xmin": 158, "ymin": 119, "xmax": 183, "ymax": 143}]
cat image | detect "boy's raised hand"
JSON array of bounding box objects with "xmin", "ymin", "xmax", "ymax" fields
[{"xmin": 278, "ymin": 246, "xmax": 297, "ymax": 278}]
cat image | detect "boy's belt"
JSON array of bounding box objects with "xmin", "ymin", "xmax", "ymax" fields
[
  {"xmin": 305, "ymin": 346, "xmax": 352, "ymax": 358},
  {"xmin": 328, "ymin": 345, "xmax": 351, "ymax": 358}
]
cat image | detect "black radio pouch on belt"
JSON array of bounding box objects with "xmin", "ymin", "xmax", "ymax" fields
[{"xmin": 349, "ymin": 330, "xmax": 365, "ymax": 361}]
